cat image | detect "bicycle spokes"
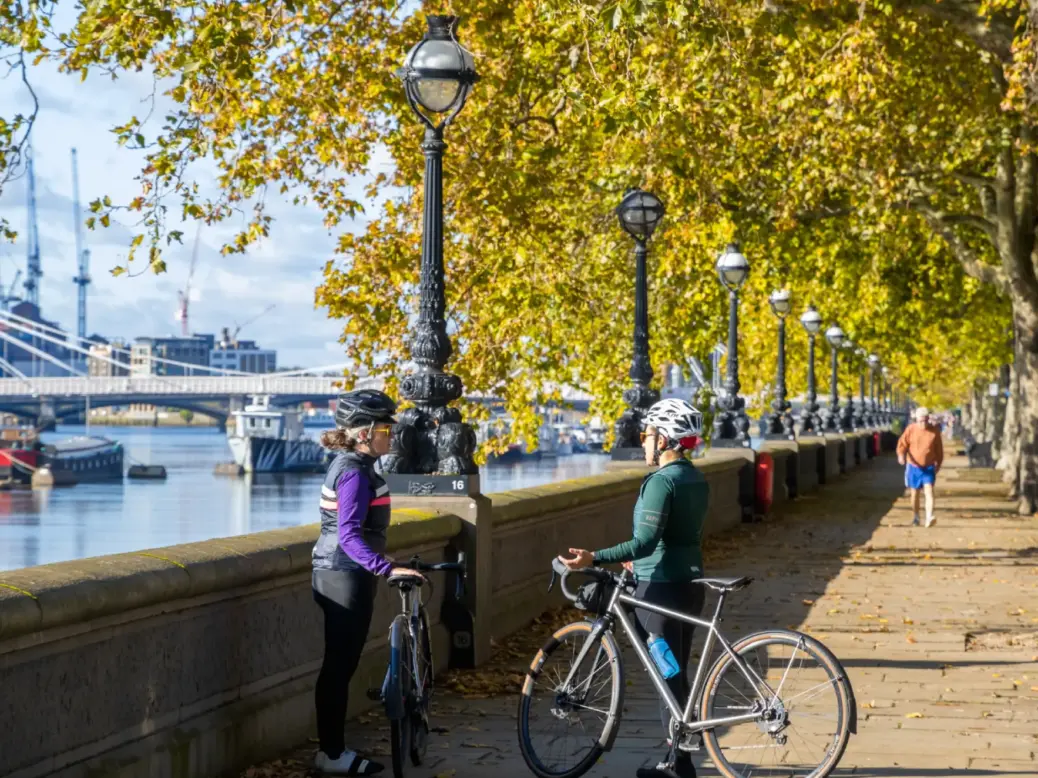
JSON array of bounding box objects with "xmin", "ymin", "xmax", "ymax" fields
[
  {"xmin": 703, "ymin": 634, "xmax": 851, "ymax": 778},
  {"xmin": 518, "ymin": 623, "xmax": 623, "ymax": 778}
]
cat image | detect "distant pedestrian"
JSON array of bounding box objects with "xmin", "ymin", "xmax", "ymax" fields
[{"xmin": 897, "ymin": 406, "xmax": 944, "ymax": 527}]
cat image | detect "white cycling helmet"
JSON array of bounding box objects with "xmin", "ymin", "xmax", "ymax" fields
[{"xmin": 643, "ymin": 398, "xmax": 703, "ymax": 447}]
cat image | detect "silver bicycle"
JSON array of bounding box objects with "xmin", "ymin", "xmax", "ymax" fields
[{"xmin": 516, "ymin": 559, "xmax": 857, "ymax": 778}]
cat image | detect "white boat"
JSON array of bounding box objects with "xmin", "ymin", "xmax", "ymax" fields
[
  {"xmin": 537, "ymin": 422, "xmax": 559, "ymax": 458},
  {"xmin": 586, "ymin": 417, "xmax": 608, "ymax": 452},
  {"xmin": 227, "ymin": 396, "xmax": 327, "ymax": 473},
  {"xmin": 302, "ymin": 408, "xmax": 335, "ymax": 428},
  {"xmin": 553, "ymin": 424, "xmax": 575, "ymax": 456}
]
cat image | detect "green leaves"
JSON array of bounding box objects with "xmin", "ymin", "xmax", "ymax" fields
[{"xmin": 0, "ymin": 0, "xmax": 1019, "ymax": 445}]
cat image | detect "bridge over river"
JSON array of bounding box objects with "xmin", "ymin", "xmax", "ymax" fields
[{"xmin": 0, "ymin": 374, "xmax": 594, "ymax": 424}]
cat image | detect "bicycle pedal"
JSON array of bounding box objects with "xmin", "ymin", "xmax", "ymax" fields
[{"xmin": 366, "ymin": 688, "xmax": 383, "ymax": 701}]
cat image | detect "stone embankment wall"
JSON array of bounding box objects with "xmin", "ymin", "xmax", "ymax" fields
[{"xmin": 0, "ymin": 433, "xmax": 890, "ymax": 778}]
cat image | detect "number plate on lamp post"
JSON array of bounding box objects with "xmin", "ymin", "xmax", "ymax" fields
[{"xmin": 382, "ymin": 473, "xmax": 481, "ymax": 497}]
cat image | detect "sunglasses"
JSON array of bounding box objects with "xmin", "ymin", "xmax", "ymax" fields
[{"xmin": 639, "ymin": 431, "xmax": 658, "ymax": 443}]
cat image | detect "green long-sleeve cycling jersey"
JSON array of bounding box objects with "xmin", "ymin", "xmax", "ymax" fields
[{"xmin": 593, "ymin": 459, "xmax": 709, "ymax": 582}]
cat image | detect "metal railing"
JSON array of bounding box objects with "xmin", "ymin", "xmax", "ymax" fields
[
  {"xmin": 0, "ymin": 373, "xmax": 595, "ymax": 404},
  {"xmin": 0, "ymin": 375, "xmax": 375, "ymax": 397}
]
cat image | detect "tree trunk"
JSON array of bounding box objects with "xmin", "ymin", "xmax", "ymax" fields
[
  {"xmin": 998, "ymin": 364, "xmax": 1019, "ymax": 485},
  {"xmin": 972, "ymin": 385, "xmax": 987, "ymax": 440},
  {"xmin": 962, "ymin": 396, "xmax": 972, "ymax": 434},
  {"xmin": 989, "ymin": 394, "xmax": 1004, "ymax": 458},
  {"xmin": 1013, "ymin": 301, "xmax": 1038, "ymax": 514}
]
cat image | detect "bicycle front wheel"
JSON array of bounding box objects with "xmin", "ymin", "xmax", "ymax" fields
[
  {"xmin": 517, "ymin": 620, "xmax": 624, "ymax": 778},
  {"xmin": 699, "ymin": 630, "xmax": 854, "ymax": 778}
]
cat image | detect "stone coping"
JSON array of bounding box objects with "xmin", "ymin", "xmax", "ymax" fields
[
  {"xmin": 0, "ymin": 508, "xmax": 460, "ymax": 643},
  {"xmin": 0, "ymin": 436, "xmax": 873, "ymax": 642},
  {"xmin": 491, "ymin": 451, "xmax": 750, "ymax": 526}
]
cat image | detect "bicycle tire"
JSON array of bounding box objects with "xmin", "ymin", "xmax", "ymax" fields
[
  {"xmin": 410, "ymin": 606, "xmax": 434, "ymax": 766},
  {"xmin": 386, "ymin": 615, "xmax": 414, "ymax": 778},
  {"xmin": 699, "ymin": 629, "xmax": 854, "ymax": 778},
  {"xmin": 517, "ymin": 620, "xmax": 624, "ymax": 778}
]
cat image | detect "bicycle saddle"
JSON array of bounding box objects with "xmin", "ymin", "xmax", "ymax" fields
[
  {"xmin": 692, "ymin": 576, "xmax": 752, "ymax": 592},
  {"xmin": 388, "ymin": 572, "xmax": 425, "ymax": 587}
]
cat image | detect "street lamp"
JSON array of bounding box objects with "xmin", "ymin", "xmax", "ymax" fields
[
  {"xmin": 867, "ymin": 354, "xmax": 880, "ymax": 427},
  {"xmin": 797, "ymin": 304, "xmax": 823, "ymax": 435},
  {"xmin": 884, "ymin": 367, "xmax": 892, "ymax": 427},
  {"xmin": 823, "ymin": 324, "xmax": 846, "ymax": 433},
  {"xmin": 853, "ymin": 346, "xmax": 868, "ymax": 430},
  {"xmin": 383, "ymin": 15, "xmax": 480, "ymax": 478},
  {"xmin": 762, "ymin": 289, "xmax": 795, "ymax": 440},
  {"xmin": 840, "ymin": 338, "xmax": 857, "ymax": 432},
  {"xmin": 712, "ymin": 243, "xmax": 752, "ymax": 447},
  {"xmin": 612, "ymin": 187, "xmax": 665, "ymax": 458}
]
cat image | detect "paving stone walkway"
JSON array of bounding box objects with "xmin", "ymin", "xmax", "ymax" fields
[{"xmin": 247, "ymin": 454, "xmax": 1038, "ymax": 778}]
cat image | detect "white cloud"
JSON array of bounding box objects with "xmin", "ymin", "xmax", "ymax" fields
[{"xmin": 0, "ymin": 56, "xmax": 388, "ymax": 368}]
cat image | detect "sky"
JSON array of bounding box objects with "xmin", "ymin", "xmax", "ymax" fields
[{"xmin": 0, "ymin": 33, "xmax": 398, "ymax": 370}]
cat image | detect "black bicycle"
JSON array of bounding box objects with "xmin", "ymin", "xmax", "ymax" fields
[
  {"xmin": 370, "ymin": 554, "xmax": 466, "ymax": 778},
  {"xmin": 517, "ymin": 558, "xmax": 856, "ymax": 778}
]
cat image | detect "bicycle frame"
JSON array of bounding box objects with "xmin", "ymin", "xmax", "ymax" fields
[{"xmin": 561, "ymin": 578, "xmax": 780, "ymax": 734}]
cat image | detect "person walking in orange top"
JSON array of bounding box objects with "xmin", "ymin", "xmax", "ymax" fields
[{"xmin": 897, "ymin": 406, "xmax": 944, "ymax": 527}]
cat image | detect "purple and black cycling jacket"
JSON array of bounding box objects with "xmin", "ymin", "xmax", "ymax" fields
[{"xmin": 311, "ymin": 450, "xmax": 393, "ymax": 577}]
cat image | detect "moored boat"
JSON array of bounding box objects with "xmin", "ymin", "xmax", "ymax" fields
[
  {"xmin": 0, "ymin": 426, "xmax": 123, "ymax": 486},
  {"xmin": 227, "ymin": 396, "xmax": 326, "ymax": 474},
  {"xmin": 42, "ymin": 437, "xmax": 124, "ymax": 485}
]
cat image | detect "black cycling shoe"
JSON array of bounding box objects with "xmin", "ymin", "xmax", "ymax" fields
[{"xmin": 635, "ymin": 755, "xmax": 696, "ymax": 778}]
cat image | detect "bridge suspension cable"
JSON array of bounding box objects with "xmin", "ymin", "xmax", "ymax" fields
[
  {"xmin": 0, "ymin": 308, "xmax": 251, "ymax": 376},
  {"xmin": 0, "ymin": 308, "xmax": 359, "ymax": 380},
  {"xmin": 0, "ymin": 329, "xmax": 87, "ymax": 376}
]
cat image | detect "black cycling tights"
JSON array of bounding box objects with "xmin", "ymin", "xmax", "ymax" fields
[
  {"xmin": 313, "ymin": 572, "xmax": 376, "ymax": 759},
  {"xmin": 632, "ymin": 580, "xmax": 707, "ymax": 734}
]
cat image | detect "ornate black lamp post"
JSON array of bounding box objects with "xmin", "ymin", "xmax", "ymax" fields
[
  {"xmin": 611, "ymin": 188, "xmax": 665, "ymax": 458},
  {"xmin": 712, "ymin": 243, "xmax": 752, "ymax": 447},
  {"xmin": 383, "ymin": 15, "xmax": 479, "ymax": 478},
  {"xmin": 867, "ymin": 354, "xmax": 880, "ymax": 427},
  {"xmin": 853, "ymin": 347, "xmax": 868, "ymax": 430},
  {"xmin": 823, "ymin": 324, "xmax": 846, "ymax": 433},
  {"xmin": 881, "ymin": 367, "xmax": 892, "ymax": 427},
  {"xmin": 840, "ymin": 338, "xmax": 857, "ymax": 432},
  {"xmin": 763, "ymin": 289, "xmax": 795, "ymax": 440},
  {"xmin": 797, "ymin": 304, "xmax": 824, "ymax": 435}
]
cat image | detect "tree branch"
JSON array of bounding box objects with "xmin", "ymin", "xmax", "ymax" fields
[
  {"xmin": 903, "ymin": 1, "xmax": 1017, "ymax": 63},
  {"xmin": 909, "ymin": 198, "xmax": 1008, "ymax": 290}
]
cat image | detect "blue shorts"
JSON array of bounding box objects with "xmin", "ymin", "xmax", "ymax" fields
[{"xmin": 906, "ymin": 463, "xmax": 936, "ymax": 490}]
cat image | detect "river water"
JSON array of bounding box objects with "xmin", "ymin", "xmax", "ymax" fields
[{"xmin": 0, "ymin": 425, "xmax": 612, "ymax": 572}]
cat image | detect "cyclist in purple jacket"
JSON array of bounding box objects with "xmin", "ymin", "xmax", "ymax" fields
[{"xmin": 311, "ymin": 389, "xmax": 419, "ymax": 775}]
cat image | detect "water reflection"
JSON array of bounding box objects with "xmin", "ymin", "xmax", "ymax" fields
[{"xmin": 0, "ymin": 426, "xmax": 612, "ymax": 572}]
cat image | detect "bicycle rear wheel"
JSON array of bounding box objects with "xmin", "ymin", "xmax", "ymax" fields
[
  {"xmin": 386, "ymin": 616, "xmax": 414, "ymax": 778},
  {"xmin": 517, "ymin": 620, "xmax": 624, "ymax": 778},
  {"xmin": 409, "ymin": 607, "xmax": 434, "ymax": 766},
  {"xmin": 699, "ymin": 630, "xmax": 854, "ymax": 778}
]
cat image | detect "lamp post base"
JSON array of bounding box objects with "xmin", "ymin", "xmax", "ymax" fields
[
  {"xmin": 713, "ymin": 437, "xmax": 753, "ymax": 448},
  {"xmin": 611, "ymin": 446, "xmax": 645, "ymax": 461}
]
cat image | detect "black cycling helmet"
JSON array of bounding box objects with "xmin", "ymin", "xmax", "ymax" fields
[{"xmin": 334, "ymin": 389, "xmax": 398, "ymax": 428}]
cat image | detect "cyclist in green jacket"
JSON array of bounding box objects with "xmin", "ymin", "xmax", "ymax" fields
[{"xmin": 560, "ymin": 398, "xmax": 708, "ymax": 778}]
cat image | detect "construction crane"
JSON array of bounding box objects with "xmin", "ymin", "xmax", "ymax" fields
[
  {"xmin": 219, "ymin": 304, "xmax": 276, "ymax": 349},
  {"xmin": 71, "ymin": 148, "xmax": 91, "ymax": 339},
  {"xmin": 0, "ymin": 267, "xmax": 22, "ymax": 311},
  {"xmin": 230, "ymin": 302, "xmax": 274, "ymax": 342},
  {"xmin": 22, "ymin": 141, "xmax": 41, "ymax": 309},
  {"xmin": 175, "ymin": 227, "xmax": 202, "ymax": 336}
]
